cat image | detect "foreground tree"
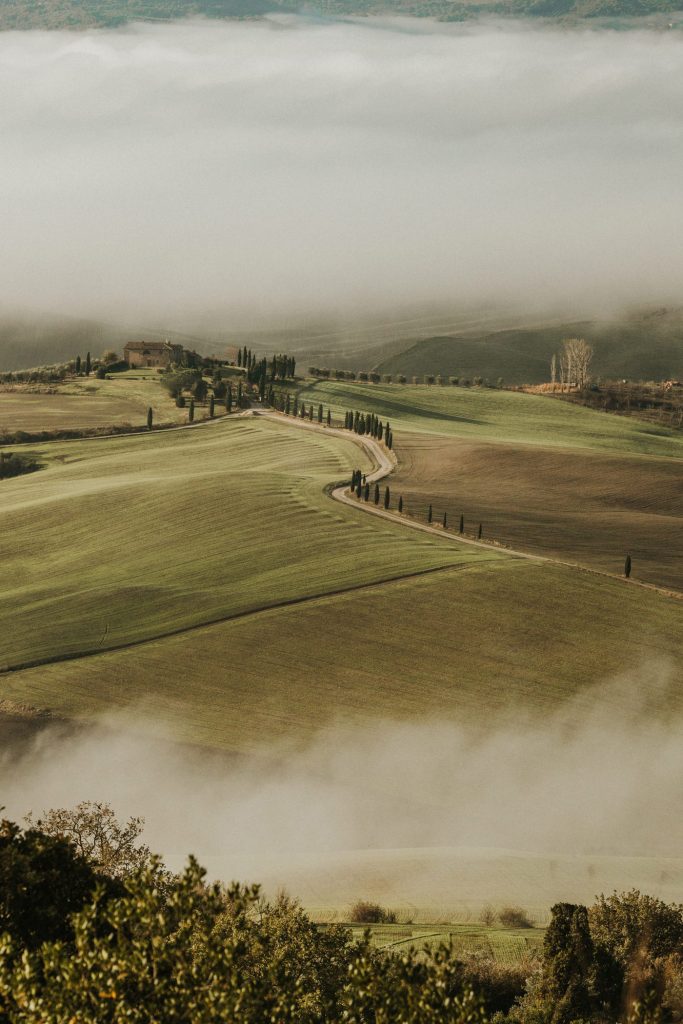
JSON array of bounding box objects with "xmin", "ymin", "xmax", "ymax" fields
[
  {"xmin": 27, "ymin": 802, "xmax": 151, "ymax": 880},
  {"xmin": 0, "ymin": 817, "xmax": 118, "ymax": 949}
]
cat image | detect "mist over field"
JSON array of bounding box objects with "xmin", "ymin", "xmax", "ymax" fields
[
  {"xmin": 2, "ymin": 662, "xmax": 681, "ymax": 873},
  {"xmin": 2, "ymin": 17, "xmax": 683, "ymax": 327}
]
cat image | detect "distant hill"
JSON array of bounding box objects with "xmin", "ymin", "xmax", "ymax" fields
[
  {"xmin": 0, "ymin": 0, "xmax": 681, "ymax": 29},
  {"xmin": 0, "ymin": 313, "xmax": 208, "ymax": 372},
  {"xmin": 374, "ymin": 308, "xmax": 683, "ymax": 385}
]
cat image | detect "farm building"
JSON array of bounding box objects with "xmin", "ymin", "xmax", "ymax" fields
[{"xmin": 124, "ymin": 340, "xmax": 184, "ymax": 368}]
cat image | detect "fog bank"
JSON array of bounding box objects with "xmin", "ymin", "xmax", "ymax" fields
[
  {"xmin": 2, "ymin": 663, "xmax": 681, "ymax": 878},
  {"xmin": 2, "ymin": 17, "xmax": 683, "ymax": 325}
]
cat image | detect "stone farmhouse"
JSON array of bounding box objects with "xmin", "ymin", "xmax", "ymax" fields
[{"xmin": 124, "ymin": 340, "xmax": 184, "ymax": 369}]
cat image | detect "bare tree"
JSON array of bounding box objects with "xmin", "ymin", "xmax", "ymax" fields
[
  {"xmin": 550, "ymin": 353, "xmax": 557, "ymax": 389},
  {"xmin": 26, "ymin": 801, "xmax": 151, "ymax": 879},
  {"xmin": 561, "ymin": 338, "xmax": 593, "ymax": 390}
]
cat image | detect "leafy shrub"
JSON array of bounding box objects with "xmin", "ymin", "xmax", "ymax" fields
[
  {"xmin": 498, "ymin": 906, "xmax": 533, "ymax": 929},
  {"xmin": 358, "ymin": 371, "xmax": 369, "ymax": 382},
  {"xmin": 349, "ymin": 900, "xmax": 397, "ymax": 925},
  {"xmin": 0, "ymin": 452, "xmax": 39, "ymax": 480}
]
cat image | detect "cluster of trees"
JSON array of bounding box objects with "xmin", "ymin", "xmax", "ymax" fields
[
  {"xmin": 343, "ymin": 410, "xmax": 393, "ymax": 448},
  {"xmin": 550, "ymin": 338, "xmax": 594, "ymax": 391},
  {"xmin": 0, "ymin": 806, "xmax": 679, "ymax": 1022},
  {"xmin": 0, "ymin": 451, "xmax": 39, "ymax": 480}
]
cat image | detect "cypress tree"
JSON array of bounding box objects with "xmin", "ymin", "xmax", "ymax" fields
[
  {"xmin": 237, "ymin": 348, "xmax": 242, "ymax": 368},
  {"xmin": 318, "ymin": 404, "xmax": 323, "ymax": 423},
  {"xmin": 85, "ymin": 351, "xmax": 91, "ymax": 376},
  {"xmin": 209, "ymin": 396, "xmax": 215, "ymax": 418},
  {"xmin": 374, "ymin": 483, "xmax": 380, "ymax": 505},
  {"xmin": 75, "ymin": 355, "xmax": 81, "ymax": 375},
  {"xmin": 226, "ymin": 386, "xmax": 232, "ymax": 413},
  {"xmin": 398, "ymin": 495, "xmax": 403, "ymax": 513},
  {"xmin": 309, "ymin": 405, "xmax": 314, "ymax": 421},
  {"xmin": 326, "ymin": 410, "xmax": 331, "ymax": 426},
  {"xmin": 478, "ymin": 523, "xmax": 483, "ymax": 539},
  {"xmin": 286, "ymin": 394, "xmax": 291, "ymax": 415},
  {"xmin": 443, "ymin": 511, "xmax": 447, "ymax": 529},
  {"xmin": 384, "ymin": 486, "xmax": 390, "ymax": 510},
  {"xmin": 356, "ymin": 478, "xmax": 362, "ymax": 499},
  {"xmin": 147, "ymin": 407, "xmax": 153, "ymax": 430},
  {"xmin": 459, "ymin": 514, "xmax": 464, "ymax": 535},
  {"xmin": 624, "ymin": 553, "xmax": 632, "ymax": 578},
  {"xmin": 387, "ymin": 431, "xmax": 393, "ymax": 450},
  {"xmin": 364, "ymin": 482, "xmax": 370, "ymax": 501},
  {"xmin": 384, "ymin": 421, "xmax": 391, "ymax": 443},
  {"xmin": 237, "ymin": 381, "xmax": 243, "ymax": 402},
  {"xmin": 189, "ymin": 400, "xmax": 195, "ymax": 423},
  {"xmin": 428, "ymin": 504, "xmax": 433, "ymax": 524}
]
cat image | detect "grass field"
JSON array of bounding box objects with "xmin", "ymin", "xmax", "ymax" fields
[
  {"xmin": 0, "ymin": 371, "xmax": 190, "ymax": 433},
  {"xmin": 390, "ymin": 434, "xmax": 683, "ymax": 591},
  {"xmin": 3, "ymin": 391, "xmax": 683, "ymax": 919},
  {"xmin": 291, "ymin": 380, "xmax": 683, "ymax": 591},
  {"xmin": 295, "ymin": 379, "xmax": 683, "ymax": 458},
  {"xmin": 0, "ymin": 415, "xmax": 487, "ymax": 670}
]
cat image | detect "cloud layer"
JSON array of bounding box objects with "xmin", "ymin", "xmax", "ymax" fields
[{"xmin": 1, "ymin": 17, "xmax": 683, "ymax": 324}]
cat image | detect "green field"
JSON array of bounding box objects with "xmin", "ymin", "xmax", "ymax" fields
[
  {"xmin": 0, "ymin": 415, "xmax": 488, "ymax": 671},
  {"xmin": 3, "ymin": 383, "xmax": 683, "ymax": 919},
  {"xmin": 294, "ymin": 379, "xmax": 683, "ymax": 458}
]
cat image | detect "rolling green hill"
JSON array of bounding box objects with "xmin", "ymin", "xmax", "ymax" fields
[
  {"xmin": 293, "ymin": 378, "xmax": 683, "ymax": 456},
  {"xmin": 375, "ymin": 309, "xmax": 683, "ymax": 386}
]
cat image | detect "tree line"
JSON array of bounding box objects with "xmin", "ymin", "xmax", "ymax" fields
[{"xmin": 0, "ymin": 806, "xmax": 677, "ymax": 1022}]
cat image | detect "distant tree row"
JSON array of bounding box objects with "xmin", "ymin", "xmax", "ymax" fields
[
  {"xmin": 307, "ymin": 367, "xmax": 504, "ymax": 388},
  {"xmin": 343, "ymin": 410, "xmax": 393, "ymax": 449}
]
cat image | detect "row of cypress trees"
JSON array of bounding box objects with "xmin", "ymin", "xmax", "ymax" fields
[
  {"xmin": 348, "ymin": 469, "xmax": 485, "ymax": 539},
  {"xmin": 343, "ymin": 410, "xmax": 393, "ymax": 449}
]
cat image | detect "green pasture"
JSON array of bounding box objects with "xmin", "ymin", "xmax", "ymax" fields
[
  {"xmin": 321, "ymin": 923, "xmax": 544, "ymax": 963},
  {"xmin": 294, "ymin": 379, "xmax": 683, "ymax": 458},
  {"xmin": 0, "ymin": 416, "xmax": 490, "ymax": 670},
  {"xmin": 5, "ymin": 555, "xmax": 683, "ymax": 750}
]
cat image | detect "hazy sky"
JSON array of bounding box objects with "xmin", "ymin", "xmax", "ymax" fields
[{"xmin": 2, "ymin": 17, "xmax": 683, "ymax": 323}]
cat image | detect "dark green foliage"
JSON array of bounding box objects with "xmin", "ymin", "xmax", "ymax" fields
[
  {"xmin": 309, "ymin": 405, "xmax": 314, "ymax": 421},
  {"xmin": 443, "ymin": 510, "xmax": 447, "ymax": 528},
  {"xmin": 188, "ymin": 400, "xmax": 195, "ymax": 423},
  {"xmin": 517, "ymin": 903, "xmax": 599, "ymax": 1024},
  {"xmin": 625, "ymin": 553, "xmax": 632, "ymax": 578},
  {"xmin": 85, "ymin": 351, "xmax": 91, "ymax": 375},
  {"xmin": 75, "ymin": 355, "xmax": 81, "ymax": 375},
  {"xmin": 364, "ymin": 482, "xmax": 370, "ymax": 501},
  {"xmin": 374, "ymin": 483, "xmax": 380, "ymax": 505},
  {"xmin": 387, "ymin": 431, "xmax": 393, "ymax": 449},
  {"xmin": 356, "ymin": 478, "xmax": 362, "ymax": 498},
  {"xmin": 0, "ymin": 452, "xmax": 40, "ymax": 480},
  {"xmin": 398, "ymin": 495, "xmax": 403, "ymax": 513},
  {"xmin": 226, "ymin": 385, "xmax": 232, "ymax": 412},
  {"xmin": 349, "ymin": 901, "xmax": 396, "ymax": 925},
  {"xmin": 96, "ymin": 365, "xmax": 107, "ymax": 379},
  {"xmin": 478, "ymin": 523, "xmax": 483, "ymax": 539},
  {"xmin": 428, "ymin": 503, "xmax": 433, "ymax": 523},
  {"xmin": 0, "ymin": 817, "xmax": 119, "ymax": 950},
  {"xmin": 209, "ymin": 396, "xmax": 215, "ymax": 417},
  {"xmin": 146, "ymin": 407, "xmax": 153, "ymax": 430},
  {"xmin": 327, "ymin": 409, "xmax": 331, "ymax": 426},
  {"xmin": 384, "ymin": 486, "xmax": 390, "ymax": 510},
  {"xmin": 459, "ymin": 513, "xmax": 464, "ymax": 534},
  {"xmin": 318, "ymin": 404, "xmax": 323, "ymax": 423},
  {"xmin": 176, "ymin": 394, "xmax": 186, "ymax": 408}
]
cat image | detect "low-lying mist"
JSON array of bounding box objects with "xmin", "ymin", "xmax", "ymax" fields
[
  {"xmin": 2, "ymin": 662, "xmax": 681, "ymax": 876},
  {"xmin": 2, "ymin": 17, "xmax": 683, "ymax": 328}
]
